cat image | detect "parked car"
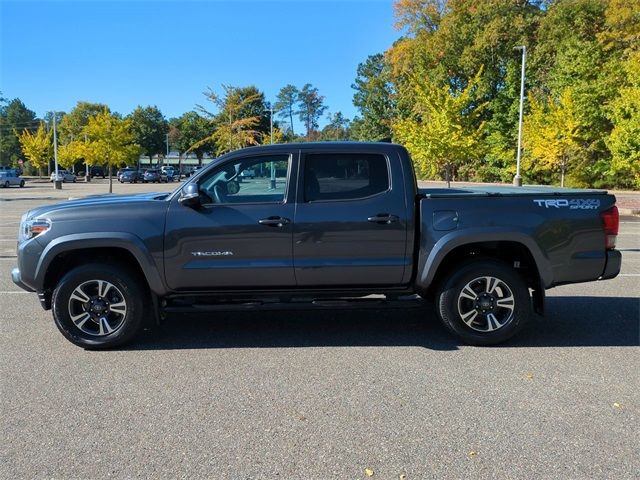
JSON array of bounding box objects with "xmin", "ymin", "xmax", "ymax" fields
[
  {"xmin": 11, "ymin": 142, "xmax": 622, "ymax": 349},
  {"xmin": 240, "ymin": 169, "xmax": 256, "ymax": 179},
  {"xmin": 143, "ymin": 169, "xmax": 162, "ymax": 183},
  {"xmin": 187, "ymin": 165, "xmax": 203, "ymax": 177},
  {"xmin": 50, "ymin": 170, "xmax": 76, "ymax": 183},
  {"xmin": 89, "ymin": 166, "xmax": 106, "ymax": 179},
  {"xmin": 0, "ymin": 170, "xmax": 25, "ymax": 188},
  {"xmin": 160, "ymin": 167, "xmax": 176, "ymax": 182},
  {"xmin": 118, "ymin": 170, "xmax": 143, "ymax": 183},
  {"xmin": 117, "ymin": 167, "xmax": 136, "ymax": 177}
]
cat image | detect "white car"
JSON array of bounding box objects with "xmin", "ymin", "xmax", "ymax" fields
[{"xmin": 50, "ymin": 170, "xmax": 77, "ymax": 183}]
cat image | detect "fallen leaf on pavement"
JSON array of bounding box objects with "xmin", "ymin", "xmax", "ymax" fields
[{"xmin": 365, "ymin": 467, "xmax": 375, "ymax": 477}]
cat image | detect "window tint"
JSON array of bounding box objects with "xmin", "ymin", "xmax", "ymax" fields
[
  {"xmin": 304, "ymin": 153, "xmax": 389, "ymax": 202},
  {"xmin": 199, "ymin": 154, "xmax": 290, "ymax": 204}
]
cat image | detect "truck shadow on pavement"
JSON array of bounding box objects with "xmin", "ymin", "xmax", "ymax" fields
[{"xmin": 125, "ymin": 296, "xmax": 639, "ymax": 351}]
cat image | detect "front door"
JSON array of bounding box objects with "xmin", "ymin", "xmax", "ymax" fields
[{"xmin": 164, "ymin": 153, "xmax": 296, "ymax": 290}]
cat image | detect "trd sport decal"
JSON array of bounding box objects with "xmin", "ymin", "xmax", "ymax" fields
[{"xmin": 533, "ymin": 199, "xmax": 600, "ymax": 210}]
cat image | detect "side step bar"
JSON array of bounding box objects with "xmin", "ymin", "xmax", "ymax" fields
[{"xmin": 162, "ymin": 294, "xmax": 426, "ymax": 314}]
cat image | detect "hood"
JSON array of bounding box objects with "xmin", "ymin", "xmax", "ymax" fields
[{"xmin": 26, "ymin": 192, "xmax": 170, "ymax": 220}]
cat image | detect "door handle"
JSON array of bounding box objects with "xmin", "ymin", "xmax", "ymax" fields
[
  {"xmin": 259, "ymin": 216, "xmax": 290, "ymax": 227},
  {"xmin": 367, "ymin": 214, "xmax": 399, "ymax": 225}
]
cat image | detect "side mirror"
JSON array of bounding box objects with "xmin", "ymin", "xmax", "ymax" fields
[{"xmin": 179, "ymin": 183, "xmax": 201, "ymax": 208}]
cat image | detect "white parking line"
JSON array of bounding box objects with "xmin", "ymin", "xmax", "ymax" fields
[{"xmin": 0, "ymin": 291, "xmax": 30, "ymax": 294}]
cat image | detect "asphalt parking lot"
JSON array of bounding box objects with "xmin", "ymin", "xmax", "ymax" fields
[{"xmin": 1, "ymin": 179, "xmax": 638, "ymax": 479}]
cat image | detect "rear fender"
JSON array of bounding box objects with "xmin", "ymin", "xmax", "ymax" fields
[{"xmin": 417, "ymin": 228, "xmax": 553, "ymax": 291}]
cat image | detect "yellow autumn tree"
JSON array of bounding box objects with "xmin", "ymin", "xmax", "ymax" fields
[
  {"xmin": 523, "ymin": 89, "xmax": 581, "ymax": 187},
  {"xmin": 392, "ymin": 68, "xmax": 486, "ymax": 186},
  {"xmin": 83, "ymin": 110, "xmax": 140, "ymax": 193},
  {"xmin": 192, "ymin": 85, "xmax": 262, "ymax": 156},
  {"xmin": 17, "ymin": 122, "xmax": 51, "ymax": 178}
]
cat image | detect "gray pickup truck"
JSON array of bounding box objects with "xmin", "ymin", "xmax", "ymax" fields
[{"xmin": 12, "ymin": 142, "xmax": 621, "ymax": 349}]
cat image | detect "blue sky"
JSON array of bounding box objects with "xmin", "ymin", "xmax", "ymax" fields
[{"xmin": 1, "ymin": 0, "xmax": 399, "ymax": 129}]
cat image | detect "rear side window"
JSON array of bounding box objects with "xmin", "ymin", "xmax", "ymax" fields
[{"xmin": 304, "ymin": 153, "xmax": 389, "ymax": 202}]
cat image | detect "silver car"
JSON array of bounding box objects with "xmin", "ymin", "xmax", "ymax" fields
[
  {"xmin": 0, "ymin": 170, "xmax": 25, "ymax": 188},
  {"xmin": 50, "ymin": 170, "xmax": 77, "ymax": 183}
]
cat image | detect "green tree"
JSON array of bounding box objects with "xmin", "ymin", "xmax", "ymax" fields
[
  {"xmin": 0, "ymin": 98, "xmax": 38, "ymax": 167},
  {"xmin": 351, "ymin": 53, "xmax": 395, "ymax": 141},
  {"xmin": 195, "ymin": 85, "xmax": 264, "ymax": 155},
  {"xmin": 58, "ymin": 101, "xmax": 109, "ymax": 144},
  {"xmin": 274, "ymin": 84, "xmax": 299, "ymax": 136},
  {"xmin": 298, "ymin": 84, "xmax": 327, "ymax": 140},
  {"xmin": 320, "ymin": 112, "xmax": 351, "ymax": 141},
  {"xmin": 605, "ymin": 53, "xmax": 640, "ymax": 189},
  {"xmin": 17, "ymin": 122, "xmax": 51, "ymax": 177},
  {"xmin": 392, "ymin": 68, "xmax": 486, "ymax": 186},
  {"xmin": 128, "ymin": 105, "xmax": 168, "ymax": 166},
  {"xmin": 83, "ymin": 110, "xmax": 140, "ymax": 193},
  {"xmin": 170, "ymin": 112, "xmax": 213, "ymax": 167}
]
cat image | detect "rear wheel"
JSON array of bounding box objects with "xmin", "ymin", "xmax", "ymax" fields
[
  {"xmin": 436, "ymin": 259, "xmax": 531, "ymax": 345},
  {"xmin": 4, "ymin": 181, "xmax": 9, "ymax": 188},
  {"xmin": 52, "ymin": 263, "xmax": 146, "ymax": 349},
  {"xmin": 19, "ymin": 180, "xmax": 25, "ymax": 187}
]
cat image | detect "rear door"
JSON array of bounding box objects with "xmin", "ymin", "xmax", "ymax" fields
[
  {"xmin": 293, "ymin": 150, "xmax": 410, "ymax": 286},
  {"xmin": 164, "ymin": 152, "xmax": 297, "ymax": 290}
]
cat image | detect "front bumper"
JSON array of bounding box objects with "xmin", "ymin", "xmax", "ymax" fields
[
  {"xmin": 601, "ymin": 250, "xmax": 622, "ymax": 280},
  {"xmin": 11, "ymin": 267, "xmax": 36, "ymax": 292}
]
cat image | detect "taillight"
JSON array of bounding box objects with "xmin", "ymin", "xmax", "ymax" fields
[{"xmin": 600, "ymin": 206, "xmax": 619, "ymax": 250}]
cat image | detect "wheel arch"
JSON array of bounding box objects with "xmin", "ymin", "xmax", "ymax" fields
[
  {"xmin": 417, "ymin": 230, "xmax": 550, "ymax": 312},
  {"xmin": 36, "ymin": 233, "xmax": 167, "ymax": 301}
]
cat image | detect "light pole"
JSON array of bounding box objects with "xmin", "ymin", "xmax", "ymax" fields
[
  {"xmin": 514, "ymin": 45, "xmax": 526, "ymax": 187},
  {"xmin": 266, "ymin": 105, "xmax": 276, "ymax": 189},
  {"xmin": 52, "ymin": 113, "xmax": 62, "ymax": 190}
]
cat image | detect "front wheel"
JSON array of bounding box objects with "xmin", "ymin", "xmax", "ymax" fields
[
  {"xmin": 19, "ymin": 180, "xmax": 25, "ymax": 187},
  {"xmin": 436, "ymin": 259, "xmax": 531, "ymax": 345},
  {"xmin": 52, "ymin": 263, "xmax": 146, "ymax": 349}
]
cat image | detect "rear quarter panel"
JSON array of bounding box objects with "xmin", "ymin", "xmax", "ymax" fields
[{"xmin": 416, "ymin": 192, "xmax": 616, "ymax": 290}]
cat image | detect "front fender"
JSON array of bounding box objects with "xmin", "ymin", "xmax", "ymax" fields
[
  {"xmin": 417, "ymin": 227, "xmax": 554, "ymax": 290},
  {"xmin": 35, "ymin": 232, "xmax": 168, "ymax": 295}
]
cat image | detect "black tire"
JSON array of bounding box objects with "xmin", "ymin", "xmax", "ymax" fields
[
  {"xmin": 19, "ymin": 180, "xmax": 25, "ymax": 187},
  {"xmin": 52, "ymin": 263, "xmax": 146, "ymax": 349},
  {"xmin": 436, "ymin": 259, "xmax": 531, "ymax": 346},
  {"xmin": 4, "ymin": 181, "xmax": 9, "ymax": 188}
]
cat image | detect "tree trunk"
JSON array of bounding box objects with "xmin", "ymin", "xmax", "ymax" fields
[
  {"xmin": 108, "ymin": 165, "xmax": 113, "ymax": 194},
  {"xmin": 149, "ymin": 155, "xmax": 153, "ymax": 169},
  {"xmin": 560, "ymin": 158, "xmax": 566, "ymax": 187},
  {"xmin": 445, "ymin": 162, "xmax": 452, "ymax": 188},
  {"xmin": 38, "ymin": 167, "xmax": 42, "ymax": 179},
  {"xmin": 178, "ymin": 153, "xmax": 183, "ymax": 178},
  {"xmin": 197, "ymin": 153, "xmax": 203, "ymax": 167},
  {"xmin": 289, "ymin": 107, "xmax": 294, "ymax": 137}
]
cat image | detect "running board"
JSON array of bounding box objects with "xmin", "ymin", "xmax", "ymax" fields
[{"xmin": 162, "ymin": 294, "xmax": 426, "ymax": 313}]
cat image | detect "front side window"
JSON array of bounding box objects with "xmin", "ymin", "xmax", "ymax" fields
[
  {"xmin": 199, "ymin": 154, "xmax": 291, "ymax": 204},
  {"xmin": 304, "ymin": 153, "xmax": 390, "ymax": 202}
]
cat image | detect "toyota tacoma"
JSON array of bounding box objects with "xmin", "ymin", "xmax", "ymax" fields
[{"xmin": 12, "ymin": 142, "xmax": 622, "ymax": 348}]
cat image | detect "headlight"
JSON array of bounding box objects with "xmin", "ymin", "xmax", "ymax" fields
[{"xmin": 19, "ymin": 218, "xmax": 51, "ymax": 242}]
